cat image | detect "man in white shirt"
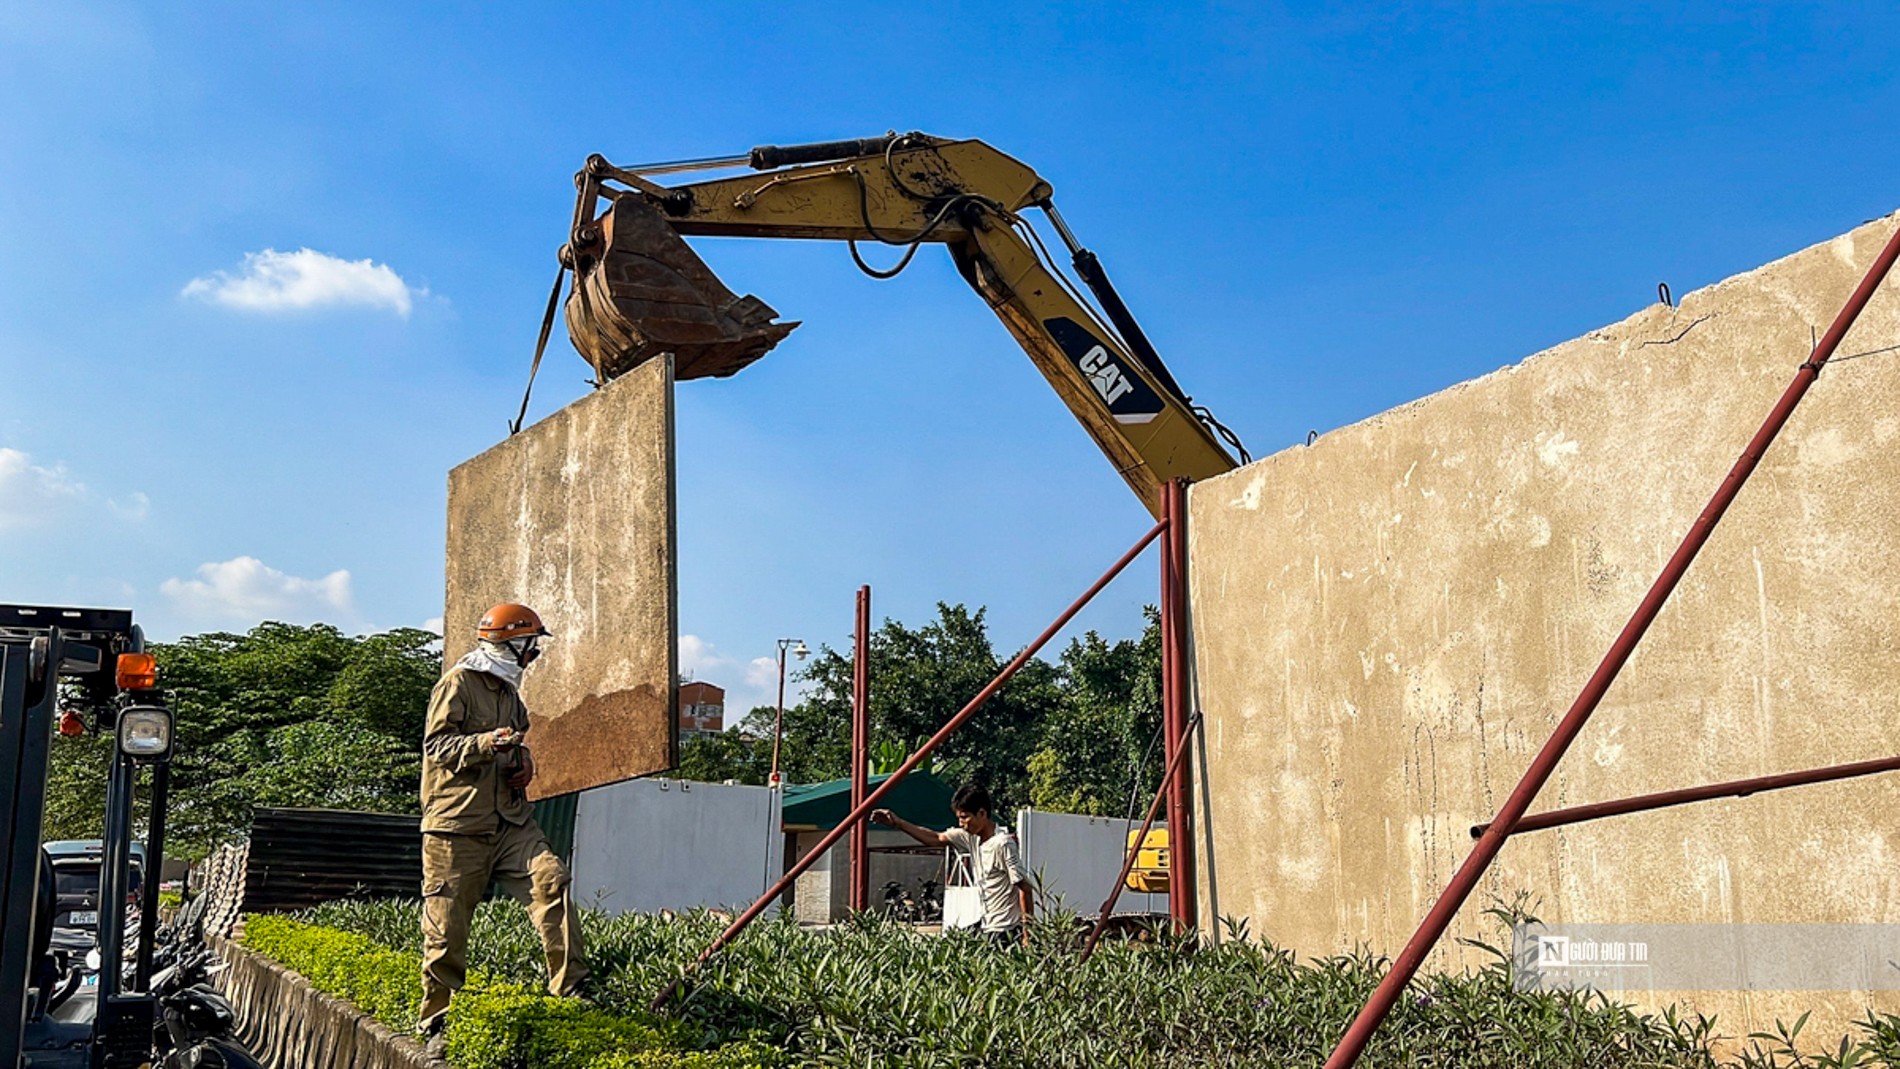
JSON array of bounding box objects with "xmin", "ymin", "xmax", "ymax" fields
[{"xmin": 871, "ymin": 783, "xmax": 1033, "ymax": 945}]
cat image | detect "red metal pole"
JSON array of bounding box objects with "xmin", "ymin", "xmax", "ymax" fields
[
  {"xmin": 1168, "ymin": 479, "xmax": 1196, "ymax": 930},
  {"xmin": 1472, "ymin": 753, "xmax": 1900, "ymax": 839},
  {"xmin": 652, "ymin": 519, "xmax": 1167, "ymax": 1010},
  {"xmin": 850, "ymin": 585, "xmax": 871, "ymax": 914},
  {"xmin": 1324, "ymin": 220, "xmax": 1900, "ymax": 1069},
  {"xmin": 1159, "ymin": 481, "xmax": 1184, "ymax": 928},
  {"xmin": 1080, "ymin": 713, "xmax": 1202, "ymax": 963}
]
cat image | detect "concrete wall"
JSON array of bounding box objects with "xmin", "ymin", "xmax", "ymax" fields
[
  {"xmin": 570, "ymin": 777, "xmax": 782, "ymax": 914},
  {"xmin": 1189, "ymin": 210, "xmax": 1900, "ymax": 1043},
  {"xmin": 444, "ymin": 356, "xmax": 677, "ymax": 798},
  {"xmin": 1015, "ymin": 809, "xmax": 1167, "ymax": 916}
]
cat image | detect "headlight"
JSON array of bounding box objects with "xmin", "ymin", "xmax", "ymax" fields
[{"xmin": 116, "ymin": 706, "xmax": 173, "ymax": 760}]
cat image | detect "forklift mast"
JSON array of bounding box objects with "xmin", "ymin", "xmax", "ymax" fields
[{"xmin": 1, "ymin": 606, "xmax": 171, "ymax": 1069}]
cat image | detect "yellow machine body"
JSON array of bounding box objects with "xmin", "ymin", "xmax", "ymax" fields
[
  {"xmin": 559, "ymin": 133, "xmax": 1241, "ymax": 516},
  {"xmin": 1125, "ymin": 826, "xmax": 1171, "ymax": 893}
]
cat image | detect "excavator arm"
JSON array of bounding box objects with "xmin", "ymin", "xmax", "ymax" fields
[{"xmin": 559, "ymin": 132, "xmax": 1243, "ymax": 516}]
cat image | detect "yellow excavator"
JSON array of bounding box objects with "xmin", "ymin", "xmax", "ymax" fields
[{"xmin": 553, "ymin": 131, "xmax": 1247, "ymax": 516}]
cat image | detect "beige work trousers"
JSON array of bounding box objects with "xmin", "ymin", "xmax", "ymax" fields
[{"xmin": 417, "ymin": 820, "xmax": 587, "ymax": 1032}]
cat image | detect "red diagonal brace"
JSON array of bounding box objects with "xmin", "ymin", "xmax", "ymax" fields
[
  {"xmin": 1325, "ymin": 220, "xmax": 1900, "ymax": 1069},
  {"xmin": 1471, "ymin": 753, "xmax": 1900, "ymax": 839},
  {"xmin": 652, "ymin": 518, "xmax": 1168, "ymax": 1010},
  {"xmin": 1079, "ymin": 712, "xmax": 1202, "ymax": 963}
]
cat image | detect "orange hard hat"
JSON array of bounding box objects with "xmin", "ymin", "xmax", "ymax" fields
[{"xmin": 477, "ymin": 603, "xmax": 551, "ymax": 642}]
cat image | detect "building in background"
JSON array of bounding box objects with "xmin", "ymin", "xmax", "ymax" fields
[{"xmin": 677, "ymin": 681, "xmax": 725, "ymax": 740}]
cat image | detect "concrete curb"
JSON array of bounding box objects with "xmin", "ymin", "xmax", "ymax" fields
[{"xmin": 210, "ymin": 932, "xmax": 447, "ymax": 1069}]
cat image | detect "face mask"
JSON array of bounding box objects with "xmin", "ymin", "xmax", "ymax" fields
[{"xmin": 509, "ymin": 636, "xmax": 541, "ymax": 667}]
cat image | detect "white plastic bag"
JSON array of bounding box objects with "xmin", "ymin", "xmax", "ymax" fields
[{"xmin": 941, "ymin": 847, "xmax": 983, "ymax": 931}]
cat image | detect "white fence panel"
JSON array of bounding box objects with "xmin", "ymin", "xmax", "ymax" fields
[
  {"xmin": 571, "ymin": 778, "xmax": 783, "ymax": 915},
  {"xmin": 1015, "ymin": 808, "xmax": 1168, "ymax": 916}
]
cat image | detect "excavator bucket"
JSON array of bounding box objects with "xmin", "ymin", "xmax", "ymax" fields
[{"xmin": 565, "ymin": 193, "xmax": 798, "ymax": 381}]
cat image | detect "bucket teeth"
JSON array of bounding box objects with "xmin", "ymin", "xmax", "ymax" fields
[{"xmin": 565, "ymin": 194, "xmax": 798, "ymax": 381}]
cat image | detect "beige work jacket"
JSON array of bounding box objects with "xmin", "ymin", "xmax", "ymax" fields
[{"xmin": 420, "ymin": 665, "xmax": 534, "ymax": 835}]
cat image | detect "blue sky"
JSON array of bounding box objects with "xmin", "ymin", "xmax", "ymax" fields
[{"xmin": 3, "ymin": 3, "xmax": 1896, "ymax": 715}]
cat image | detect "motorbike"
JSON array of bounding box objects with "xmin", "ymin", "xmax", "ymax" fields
[
  {"xmin": 147, "ymin": 943, "xmax": 265, "ymax": 1069},
  {"xmin": 880, "ymin": 877, "xmax": 945, "ymax": 924}
]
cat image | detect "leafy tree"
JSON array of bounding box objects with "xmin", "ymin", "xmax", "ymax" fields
[
  {"xmin": 751, "ymin": 604, "xmax": 1057, "ymax": 809},
  {"xmin": 237, "ymin": 721, "xmax": 421, "ymax": 812},
  {"xmin": 42, "ymin": 622, "xmax": 440, "ymax": 857},
  {"xmin": 325, "ymin": 630, "xmax": 440, "ymax": 739},
  {"xmin": 710, "ymin": 603, "xmax": 1162, "ymax": 818},
  {"xmin": 39, "ymin": 606, "xmax": 1168, "ymax": 855},
  {"xmin": 870, "ymin": 736, "xmax": 970, "ymax": 783},
  {"xmin": 675, "ymin": 723, "xmax": 771, "ymax": 785},
  {"xmin": 1026, "ymin": 611, "xmax": 1164, "ymax": 817},
  {"xmin": 42, "ymin": 731, "xmax": 112, "ymax": 843}
]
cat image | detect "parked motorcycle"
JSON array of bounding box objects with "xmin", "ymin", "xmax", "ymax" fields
[
  {"xmin": 147, "ymin": 944, "xmax": 265, "ymax": 1069},
  {"xmin": 880, "ymin": 877, "xmax": 945, "ymax": 924}
]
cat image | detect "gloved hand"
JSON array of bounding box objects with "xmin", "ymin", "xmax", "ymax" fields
[
  {"xmin": 487, "ymin": 726, "xmax": 520, "ymax": 752},
  {"xmin": 507, "ymin": 747, "xmax": 536, "ymax": 790}
]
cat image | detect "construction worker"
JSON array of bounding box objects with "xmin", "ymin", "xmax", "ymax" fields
[
  {"xmin": 871, "ymin": 783, "xmax": 1033, "ymax": 946},
  {"xmin": 416, "ymin": 603, "xmax": 586, "ymax": 1042}
]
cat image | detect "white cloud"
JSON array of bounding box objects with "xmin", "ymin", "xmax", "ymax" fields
[
  {"xmin": 0, "ymin": 447, "xmax": 85, "ymax": 528},
  {"xmin": 159, "ymin": 556, "xmax": 353, "ymax": 625},
  {"xmin": 107, "ymin": 491, "xmax": 150, "ymax": 521},
  {"xmin": 181, "ymin": 248, "xmax": 421, "ymax": 317},
  {"xmin": 0, "ymin": 447, "xmax": 148, "ymax": 530},
  {"xmin": 677, "ymin": 634, "xmax": 809, "ymax": 721},
  {"xmin": 743, "ymin": 656, "xmax": 780, "ymax": 690},
  {"xmin": 679, "ymin": 633, "xmax": 736, "ymax": 678},
  {"xmin": 422, "ymin": 616, "xmax": 445, "ymax": 636}
]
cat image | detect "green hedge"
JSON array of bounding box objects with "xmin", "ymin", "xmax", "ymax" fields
[{"xmin": 241, "ymin": 915, "xmax": 780, "ymax": 1069}]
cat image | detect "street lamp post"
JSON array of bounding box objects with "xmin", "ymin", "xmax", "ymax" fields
[{"xmin": 769, "ymin": 637, "xmax": 809, "ymax": 786}]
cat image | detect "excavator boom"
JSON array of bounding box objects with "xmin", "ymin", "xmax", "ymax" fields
[{"xmin": 559, "ymin": 133, "xmax": 1242, "ymax": 515}]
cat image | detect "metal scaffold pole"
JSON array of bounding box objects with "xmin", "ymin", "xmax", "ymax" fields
[{"xmin": 1166, "ymin": 479, "xmax": 1194, "ymax": 928}]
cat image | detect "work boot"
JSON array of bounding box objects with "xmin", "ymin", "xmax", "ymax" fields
[{"xmin": 417, "ymin": 1020, "xmax": 448, "ymax": 1061}]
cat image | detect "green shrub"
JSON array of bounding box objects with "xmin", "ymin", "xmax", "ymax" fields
[
  {"xmin": 241, "ymin": 914, "xmax": 782, "ymax": 1069},
  {"xmin": 287, "ymin": 900, "xmax": 1747, "ymax": 1069},
  {"xmin": 243, "ymin": 914, "xmax": 423, "ymax": 1027}
]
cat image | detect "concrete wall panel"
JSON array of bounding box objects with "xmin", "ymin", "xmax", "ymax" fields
[
  {"xmin": 1189, "ymin": 212, "xmax": 1900, "ymax": 1040},
  {"xmin": 445, "ymin": 357, "xmax": 677, "ymax": 799}
]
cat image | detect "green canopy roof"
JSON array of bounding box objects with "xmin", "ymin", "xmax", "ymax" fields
[{"xmin": 780, "ymin": 771, "xmax": 956, "ymax": 831}]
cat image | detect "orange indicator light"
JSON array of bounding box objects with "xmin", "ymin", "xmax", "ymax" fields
[{"xmin": 116, "ymin": 652, "xmax": 157, "ymax": 691}]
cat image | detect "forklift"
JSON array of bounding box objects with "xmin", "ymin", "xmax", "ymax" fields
[{"xmin": 2, "ymin": 605, "xmax": 175, "ymax": 1068}]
